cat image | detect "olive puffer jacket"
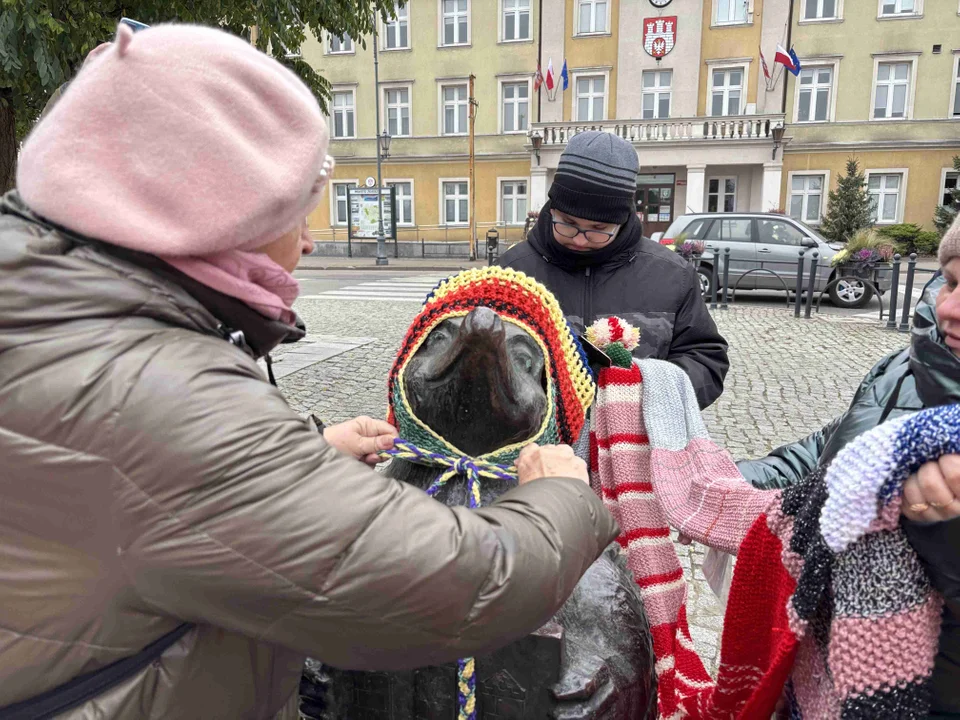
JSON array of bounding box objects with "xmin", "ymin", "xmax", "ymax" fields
[
  {"xmin": 0, "ymin": 193, "xmax": 618, "ymax": 719},
  {"xmin": 739, "ymin": 273, "xmax": 960, "ymax": 715}
]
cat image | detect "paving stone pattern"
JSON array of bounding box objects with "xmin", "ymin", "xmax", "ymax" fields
[{"xmin": 281, "ymin": 299, "xmax": 908, "ymax": 676}]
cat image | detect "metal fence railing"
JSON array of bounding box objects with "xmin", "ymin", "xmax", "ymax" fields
[{"xmin": 308, "ymin": 222, "xmax": 528, "ymax": 259}]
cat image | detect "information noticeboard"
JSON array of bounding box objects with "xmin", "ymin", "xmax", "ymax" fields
[{"xmin": 347, "ymin": 187, "xmax": 396, "ymax": 240}]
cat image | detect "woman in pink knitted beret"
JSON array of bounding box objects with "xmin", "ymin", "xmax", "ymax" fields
[{"xmin": 0, "ymin": 22, "xmax": 616, "ymax": 719}]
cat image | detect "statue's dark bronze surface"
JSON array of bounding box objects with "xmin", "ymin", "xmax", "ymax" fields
[{"xmin": 300, "ymin": 307, "xmax": 656, "ymax": 719}]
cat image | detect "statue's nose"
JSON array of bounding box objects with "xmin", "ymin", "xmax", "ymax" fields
[{"xmin": 461, "ymin": 306, "xmax": 503, "ymax": 337}]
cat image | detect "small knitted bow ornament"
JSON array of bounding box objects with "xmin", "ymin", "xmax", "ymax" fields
[{"xmin": 585, "ymin": 316, "xmax": 640, "ymax": 369}]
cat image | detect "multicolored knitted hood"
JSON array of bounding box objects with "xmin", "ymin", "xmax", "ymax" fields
[{"xmin": 387, "ymin": 267, "xmax": 595, "ymax": 466}]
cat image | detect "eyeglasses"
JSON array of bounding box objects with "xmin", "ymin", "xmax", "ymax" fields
[{"xmin": 551, "ymin": 218, "xmax": 618, "ymax": 245}]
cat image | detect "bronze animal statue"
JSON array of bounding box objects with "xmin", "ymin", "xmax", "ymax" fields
[{"xmin": 300, "ymin": 270, "xmax": 656, "ymax": 719}]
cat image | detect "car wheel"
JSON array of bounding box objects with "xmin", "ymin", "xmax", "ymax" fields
[
  {"xmin": 829, "ymin": 276, "xmax": 874, "ymax": 309},
  {"xmin": 697, "ymin": 266, "xmax": 714, "ymax": 298}
]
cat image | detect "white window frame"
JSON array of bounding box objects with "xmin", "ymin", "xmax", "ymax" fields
[
  {"xmin": 498, "ymin": 76, "xmax": 532, "ymax": 134},
  {"xmin": 799, "ymin": 0, "xmax": 843, "ymax": 22},
  {"xmin": 330, "ymin": 87, "xmax": 357, "ymax": 140},
  {"xmin": 326, "ymin": 33, "xmax": 355, "ymax": 55},
  {"xmin": 572, "ymin": 70, "xmax": 609, "ymax": 121},
  {"xmin": 576, "ymin": 0, "xmax": 610, "ymax": 36},
  {"xmin": 439, "ymin": 178, "xmax": 470, "ymax": 226},
  {"xmin": 330, "ymin": 180, "xmax": 359, "ymax": 226},
  {"xmin": 641, "ymin": 69, "xmax": 672, "ymax": 120},
  {"xmin": 500, "ymin": 0, "xmax": 532, "ymax": 42},
  {"xmin": 865, "ymin": 169, "xmax": 909, "ymax": 225},
  {"xmin": 877, "ymin": 0, "xmax": 922, "ymax": 18},
  {"xmin": 713, "ymin": 0, "xmax": 750, "ymax": 26},
  {"xmin": 439, "ymin": 82, "xmax": 469, "ymax": 136},
  {"xmin": 870, "ymin": 54, "xmax": 918, "ymax": 121},
  {"xmin": 382, "ymin": 4, "xmax": 410, "ymax": 50},
  {"xmin": 793, "ymin": 60, "xmax": 839, "ymax": 123},
  {"xmin": 787, "ymin": 171, "xmax": 831, "ymax": 226},
  {"xmin": 498, "ymin": 177, "xmax": 530, "ymax": 225},
  {"xmin": 707, "ymin": 61, "xmax": 750, "ymax": 117},
  {"xmin": 382, "ymin": 83, "xmax": 413, "ymax": 138},
  {"xmin": 951, "ymin": 53, "xmax": 960, "ymax": 119},
  {"xmin": 941, "ymin": 166, "xmax": 959, "ymax": 207},
  {"xmin": 439, "ymin": 0, "xmax": 471, "ymax": 47},
  {"xmin": 706, "ymin": 176, "xmax": 738, "ymax": 213},
  {"xmin": 386, "ymin": 179, "xmax": 416, "ymax": 227}
]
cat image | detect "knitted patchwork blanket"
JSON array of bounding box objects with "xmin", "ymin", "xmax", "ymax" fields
[{"xmin": 591, "ymin": 358, "xmax": 958, "ymax": 719}]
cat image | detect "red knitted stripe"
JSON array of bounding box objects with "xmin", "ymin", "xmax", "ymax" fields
[
  {"xmin": 597, "ymin": 364, "xmax": 641, "ymax": 388},
  {"xmin": 616, "ymin": 527, "xmax": 671, "ymax": 548},
  {"xmin": 608, "ymin": 316, "xmax": 624, "ymax": 342},
  {"xmin": 589, "ymin": 431, "xmax": 599, "ymax": 472},
  {"xmin": 637, "ymin": 566, "xmax": 684, "ymax": 589},
  {"xmin": 601, "ymin": 481, "xmax": 653, "ymax": 499},
  {"xmin": 595, "ymin": 433, "xmax": 649, "ymax": 449}
]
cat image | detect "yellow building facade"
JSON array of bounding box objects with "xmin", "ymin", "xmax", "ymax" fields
[{"xmin": 304, "ymin": 0, "xmax": 959, "ymax": 250}]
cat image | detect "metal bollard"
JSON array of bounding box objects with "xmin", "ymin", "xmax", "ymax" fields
[
  {"xmin": 794, "ymin": 249, "xmax": 806, "ymax": 318},
  {"xmin": 721, "ymin": 247, "xmax": 731, "ymax": 309},
  {"xmin": 710, "ymin": 248, "xmax": 719, "ymax": 310},
  {"xmin": 899, "ymin": 253, "xmax": 918, "ymax": 332},
  {"xmin": 804, "ymin": 252, "xmax": 819, "ymax": 319},
  {"xmin": 886, "ymin": 254, "xmax": 901, "ymax": 329}
]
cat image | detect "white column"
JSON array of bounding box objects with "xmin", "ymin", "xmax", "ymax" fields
[
  {"xmin": 685, "ymin": 164, "xmax": 706, "ymax": 213},
  {"xmin": 530, "ymin": 166, "xmax": 548, "ymax": 212},
  {"xmin": 761, "ymin": 162, "xmax": 783, "ymax": 213}
]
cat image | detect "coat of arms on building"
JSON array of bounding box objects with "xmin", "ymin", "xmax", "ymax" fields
[{"xmin": 642, "ymin": 16, "xmax": 677, "ymax": 59}]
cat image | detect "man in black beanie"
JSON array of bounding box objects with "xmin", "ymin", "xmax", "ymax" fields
[{"xmin": 500, "ymin": 130, "xmax": 729, "ymax": 408}]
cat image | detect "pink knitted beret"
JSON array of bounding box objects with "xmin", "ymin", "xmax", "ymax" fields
[
  {"xmin": 939, "ymin": 213, "xmax": 960, "ymax": 267},
  {"xmin": 17, "ymin": 23, "xmax": 330, "ymax": 257}
]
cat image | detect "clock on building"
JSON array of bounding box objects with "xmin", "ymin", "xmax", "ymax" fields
[{"xmin": 649, "ymin": 0, "xmax": 672, "ymax": 7}]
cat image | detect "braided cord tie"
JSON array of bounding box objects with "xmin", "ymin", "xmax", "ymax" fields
[{"xmin": 380, "ymin": 439, "xmax": 519, "ymax": 719}]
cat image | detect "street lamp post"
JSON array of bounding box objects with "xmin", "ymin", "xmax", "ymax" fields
[{"xmin": 372, "ymin": 16, "xmax": 388, "ymax": 266}]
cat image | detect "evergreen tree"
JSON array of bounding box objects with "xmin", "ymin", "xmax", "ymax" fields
[
  {"xmin": 820, "ymin": 158, "xmax": 874, "ymax": 244},
  {"xmin": 934, "ymin": 156, "xmax": 960, "ymax": 236}
]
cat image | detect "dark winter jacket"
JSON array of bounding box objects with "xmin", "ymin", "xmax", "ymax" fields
[
  {"xmin": 739, "ymin": 273, "xmax": 960, "ymax": 715},
  {"xmin": 499, "ymin": 205, "xmax": 729, "ymax": 409}
]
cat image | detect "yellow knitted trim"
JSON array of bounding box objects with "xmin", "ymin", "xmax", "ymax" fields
[{"xmin": 396, "ymin": 312, "xmax": 555, "ymax": 460}]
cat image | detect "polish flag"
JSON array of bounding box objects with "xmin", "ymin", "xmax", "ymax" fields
[
  {"xmin": 545, "ymin": 58, "xmax": 555, "ymax": 91},
  {"xmin": 774, "ymin": 44, "xmax": 801, "ymax": 76}
]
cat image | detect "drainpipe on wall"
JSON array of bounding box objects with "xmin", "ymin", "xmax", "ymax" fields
[
  {"xmin": 536, "ymin": 0, "xmax": 543, "ymax": 123},
  {"xmin": 781, "ymin": 0, "xmax": 795, "ymax": 115}
]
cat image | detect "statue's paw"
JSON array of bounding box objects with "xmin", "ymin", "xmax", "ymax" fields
[{"xmin": 549, "ymin": 663, "xmax": 617, "ymax": 720}]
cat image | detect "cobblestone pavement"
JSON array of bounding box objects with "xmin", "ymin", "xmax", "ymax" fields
[{"xmin": 280, "ymin": 299, "xmax": 909, "ymax": 676}]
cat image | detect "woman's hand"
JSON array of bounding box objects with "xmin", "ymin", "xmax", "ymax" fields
[
  {"xmin": 902, "ymin": 455, "xmax": 960, "ymax": 523},
  {"xmin": 323, "ymin": 416, "xmax": 398, "ymax": 466}
]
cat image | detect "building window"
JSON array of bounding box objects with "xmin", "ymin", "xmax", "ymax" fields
[
  {"xmin": 442, "ymin": 181, "xmax": 469, "ymax": 225},
  {"xmin": 868, "ymin": 173, "xmax": 903, "ymax": 223},
  {"xmin": 953, "ymin": 56, "xmax": 960, "ymax": 118},
  {"xmin": 442, "ymin": 0, "xmax": 469, "ymax": 46},
  {"xmin": 789, "ymin": 174, "xmax": 826, "ymax": 224},
  {"xmin": 707, "ymin": 177, "xmax": 737, "ymax": 213},
  {"xmin": 332, "ymin": 182, "xmax": 354, "ymax": 225},
  {"xmin": 384, "ymin": 5, "xmax": 409, "ymax": 49},
  {"xmin": 710, "ymin": 68, "xmax": 744, "ymax": 117},
  {"xmin": 578, "ymin": 0, "xmax": 608, "ymax": 34},
  {"xmin": 943, "ymin": 171, "xmax": 959, "ymax": 206},
  {"xmin": 331, "ymin": 90, "xmax": 356, "ymax": 139},
  {"xmin": 385, "ymin": 87, "xmax": 411, "ymax": 137},
  {"xmin": 503, "ymin": 0, "xmax": 531, "ymax": 41},
  {"xmin": 715, "ymin": 0, "xmax": 748, "ymax": 25},
  {"xmin": 328, "ymin": 34, "xmax": 354, "ymax": 54},
  {"xmin": 501, "ymin": 181, "xmax": 528, "ymax": 224},
  {"xmin": 802, "ymin": 0, "xmax": 838, "ymax": 19},
  {"xmin": 501, "ymin": 82, "xmax": 529, "ymax": 133},
  {"xmin": 575, "ymin": 75, "xmax": 606, "ymax": 121},
  {"xmin": 879, "ymin": 0, "xmax": 917, "ymax": 16},
  {"xmin": 797, "ymin": 67, "xmax": 832, "ymax": 122},
  {"xmin": 873, "ymin": 61, "xmax": 911, "ymax": 119},
  {"xmin": 387, "ymin": 181, "xmax": 414, "ymax": 225},
  {"xmin": 441, "ymin": 84, "xmax": 468, "ymax": 135},
  {"xmin": 641, "ymin": 70, "xmax": 672, "ymax": 119}
]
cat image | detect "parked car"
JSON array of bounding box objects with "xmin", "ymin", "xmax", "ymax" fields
[{"xmin": 659, "ymin": 213, "xmax": 892, "ymax": 309}]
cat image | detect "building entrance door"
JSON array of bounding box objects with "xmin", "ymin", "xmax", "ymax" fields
[{"xmin": 636, "ymin": 173, "xmax": 676, "ymax": 237}]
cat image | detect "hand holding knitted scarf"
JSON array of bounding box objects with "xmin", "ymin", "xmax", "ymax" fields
[{"xmin": 591, "ymin": 356, "xmax": 958, "ymax": 719}]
